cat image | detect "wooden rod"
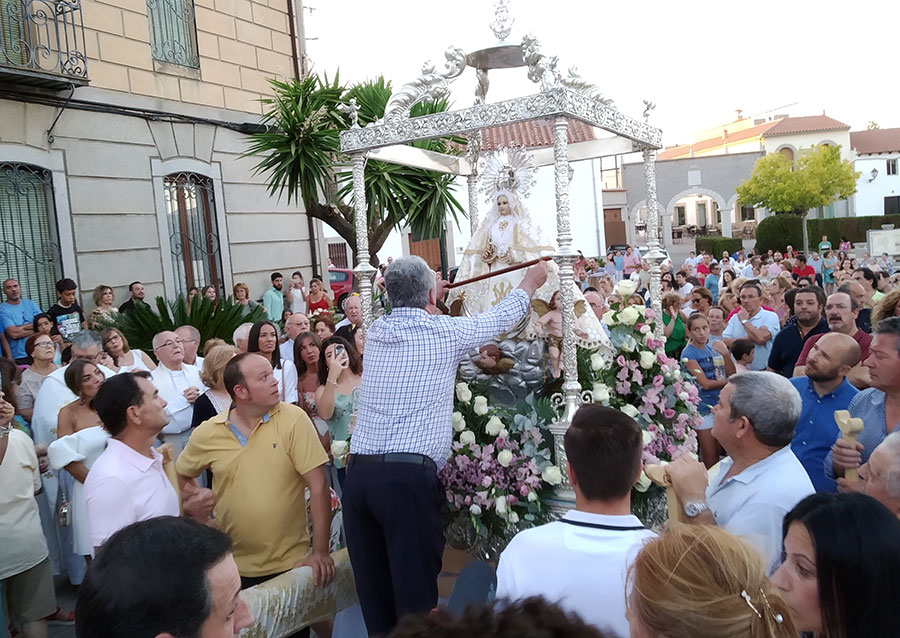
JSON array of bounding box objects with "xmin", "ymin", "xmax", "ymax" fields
[{"xmin": 444, "ymin": 255, "xmax": 553, "ymax": 289}]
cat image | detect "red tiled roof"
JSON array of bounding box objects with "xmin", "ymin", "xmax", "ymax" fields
[
  {"xmin": 762, "ymin": 115, "xmax": 849, "ymax": 137},
  {"xmin": 659, "ymin": 119, "xmax": 780, "ymax": 159},
  {"xmin": 481, "ymin": 120, "xmax": 595, "ymax": 150},
  {"xmin": 850, "ymin": 128, "xmax": 900, "ymax": 155}
]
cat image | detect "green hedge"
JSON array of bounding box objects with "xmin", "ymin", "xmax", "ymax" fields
[
  {"xmin": 695, "ymin": 236, "xmax": 743, "ymax": 256},
  {"xmin": 754, "ymin": 214, "xmax": 900, "ymax": 254}
]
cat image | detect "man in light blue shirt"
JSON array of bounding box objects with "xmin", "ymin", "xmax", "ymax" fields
[
  {"xmin": 789, "ymin": 333, "xmax": 859, "ymax": 492},
  {"xmin": 261, "ymin": 272, "xmax": 284, "ymax": 321},
  {"xmin": 0, "ymin": 278, "xmax": 42, "ymax": 363},
  {"xmin": 722, "ymin": 281, "xmax": 780, "ymax": 371}
]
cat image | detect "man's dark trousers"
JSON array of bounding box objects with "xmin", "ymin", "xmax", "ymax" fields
[{"xmin": 342, "ymin": 459, "xmax": 445, "ymax": 636}]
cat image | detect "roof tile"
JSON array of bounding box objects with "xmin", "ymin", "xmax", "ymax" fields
[
  {"xmin": 761, "ymin": 115, "xmax": 850, "ymax": 137},
  {"xmin": 850, "ymin": 128, "xmax": 900, "ymax": 155},
  {"xmin": 481, "ymin": 120, "xmax": 596, "ymax": 150}
]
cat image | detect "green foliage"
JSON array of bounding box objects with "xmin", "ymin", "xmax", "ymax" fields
[
  {"xmin": 755, "ymin": 214, "xmax": 900, "ymax": 253},
  {"xmin": 243, "ymin": 73, "xmax": 465, "ymax": 262},
  {"xmin": 695, "ymin": 236, "xmax": 743, "ymax": 256},
  {"xmin": 737, "ymin": 145, "xmax": 860, "ymax": 214},
  {"xmin": 113, "ymin": 296, "xmax": 264, "ymax": 355}
]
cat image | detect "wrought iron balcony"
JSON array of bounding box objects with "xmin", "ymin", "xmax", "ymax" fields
[{"xmin": 0, "ymin": 0, "xmax": 88, "ymax": 88}]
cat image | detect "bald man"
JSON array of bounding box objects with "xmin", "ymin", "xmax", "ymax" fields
[{"xmin": 789, "ymin": 332, "xmax": 860, "ymax": 492}]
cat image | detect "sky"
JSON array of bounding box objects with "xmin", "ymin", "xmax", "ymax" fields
[{"xmin": 303, "ymin": 0, "xmax": 900, "ymax": 147}]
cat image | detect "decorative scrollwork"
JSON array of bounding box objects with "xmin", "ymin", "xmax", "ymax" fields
[
  {"xmin": 0, "ymin": 0, "xmax": 89, "ymax": 81},
  {"xmin": 480, "ymin": 143, "xmax": 536, "ymax": 204},
  {"xmin": 169, "ymin": 231, "xmax": 220, "ymax": 258},
  {"xmin": 521, "ymin": 34, "xmax": 612, "ymax": 105},
  {"xmin": 489, "ymin": 0, "xmax": 514, "ymax": 41},
  {"xmin": 549, "ymin": 392, "xmax": 565, "ymax": 416},
  {"xmin": 147, "ymin": 0, "xmax": 199, "ymax": 68},
  {"xmin": 383, "ymin": 47, "xmax": 467, "ymax": 122},
  {"xmin": 338, "ymin": 98, "xmax": 360, "ymax": 129}
]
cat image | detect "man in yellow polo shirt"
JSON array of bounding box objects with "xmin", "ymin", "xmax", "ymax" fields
[{"xmin": 176, "ymin": 352, "xmax": 334, "ymax": 592}]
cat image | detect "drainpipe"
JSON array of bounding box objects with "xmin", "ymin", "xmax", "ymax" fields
[{"xmin": 286, "ymin": 0, "xmax": 320, "ymax": 276}]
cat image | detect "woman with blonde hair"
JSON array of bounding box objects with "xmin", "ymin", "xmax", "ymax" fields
[
  {"xmin": 89, "ymin": 284, "xmax": 118, "ymax": 329},
  {"xmin": 101, "ymin": 327, "xmax": 156, "ymax": 372},
  {"xmin": 628, "ymin": 525, "xmax": 795, "ymax": 638},
  {"xmin": 871, "ymin": 288, "xmax": 900, "ymax": 327},
  {"xmin": 765, "ymin": 276, "xmax": 793, "ymax": 326},
  {"xmin": 233, "ymin": 282, "xmax": 260, "ymax": 316},
  {"xmin": 191, "ymin": 344, "xmax": 238, "ymax": 426}
]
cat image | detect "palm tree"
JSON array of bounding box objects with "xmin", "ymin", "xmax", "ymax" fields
[{"xmin": 243, "ymin": 74, "xmax": 465, "ymax": 265}]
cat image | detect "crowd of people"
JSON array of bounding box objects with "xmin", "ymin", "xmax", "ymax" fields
[{"xmin": 3, "ymin": 238, "xmax": 900, "ymax": 638}]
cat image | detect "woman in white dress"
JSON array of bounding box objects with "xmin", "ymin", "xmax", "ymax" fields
[
  {"xmin": 248, "ymin": 320, "xmax": 298, "ymax": 403},
  {"xmin": 48, "ymin": 359, "xmax": 110, "ymax": 557},
  {"xmin": 289, "ymin": 271, "xmax": 308, "ymax": 315},
  {"xmin": 101, "ymin": 327, "xmax": 156, "ymax": 373}
]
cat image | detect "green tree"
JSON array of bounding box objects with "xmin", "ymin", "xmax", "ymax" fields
[
  {"xmin": 737, "ymin": 144, "xmax": 859, "ymax": 250},
  {"xmin": 243, "ymin": 74, "xmax": 464, "ymax": 265}
]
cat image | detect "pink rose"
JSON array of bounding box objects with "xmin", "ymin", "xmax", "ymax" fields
[{"xmin": 663, "ymin": 408, "xmax": 676, "ymax": 419}]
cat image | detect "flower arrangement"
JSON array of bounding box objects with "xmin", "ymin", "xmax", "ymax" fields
[
  {"xmin": 441, "ymin": 384, "xmax": 561, "ymax": 545},
  {"xmin": 588, "ymin": 281, "xmax": 702, "ymax": 473},
  {"xmin": 309, "ymin": 307, "xmax": 335, "ymax": 322}
]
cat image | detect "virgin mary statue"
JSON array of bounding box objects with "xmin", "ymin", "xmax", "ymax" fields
[{"xmin": 448, "ymin": 148, "xmax": 611, "ymax": 355}]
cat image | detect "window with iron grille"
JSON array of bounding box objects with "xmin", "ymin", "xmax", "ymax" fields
[
  {"xmin": 0, "ymin": 163, "xmax": 62, "ymax": 310},
  {"xmin": 146, "ymin": 0, "xmax": 199, "ymax": 68},
  {"xmin": 163, "ymin": 173, "xmax": 222, "ymax": 297}
]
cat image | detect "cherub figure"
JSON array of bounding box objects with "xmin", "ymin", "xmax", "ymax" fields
[
  {"xmin": 536, "ymin": 291, "xmax": 563, "ymax": 378},
  {"xmin": 474, "ymin": 343, "xmax": 515, "ymax": 375}
]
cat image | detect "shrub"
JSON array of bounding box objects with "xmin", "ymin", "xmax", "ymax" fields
[
  {"xmin": 113, "ymin": 295, "xmax": 265, "ymax": 355},
  {"xmin": 755, "ymin": 213, "xmax": 900, "ymax": 254},
  {"xmin": 695, "ymin": 236, "xmax": 743, "ymax": 257}
]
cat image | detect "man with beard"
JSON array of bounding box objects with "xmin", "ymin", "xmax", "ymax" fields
[
  {"xmin": 767, "ymin": 286, "xmax": 827, "ymax": 377},
  {"xmin": 262, "ymin": 272, "xmax": 284, "ymax": 322},
  {"xmin": 788, "ymin": 333, "xmax": 860, "ymax": 492},
  {"xmin": 793, "ymin": 292, "xmax": 873, "ymax": 389},
  {"xmin": 118, "ymin": 281, "xmax": 146, "ymax": 314}
]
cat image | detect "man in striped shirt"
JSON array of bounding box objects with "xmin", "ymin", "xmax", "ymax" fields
[{"xmin": 344, "ymin": 255, "xmax": 547, "ymax": 636}]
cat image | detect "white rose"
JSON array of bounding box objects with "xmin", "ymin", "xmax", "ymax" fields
[
  {"xmin": 330, "ymin": 439, "xmax": 349, "ymax": 459},
  {"xmin": 527, "ymin": 490, "xmax": 538, "ymax": 502},
  {"xmin": 469, "ymin": 504, "xmax": 482, "ymax": 516},
  {"xmin": 639, "ymin": 350, "xmax": 656, "ymax": 370},
  {"xmin": 592, "ymin": 382, "xmax": 610, "ymax": 403},
  {"xmin": 642, "ymin": 429, "xmax": 656, "ymax": 444},
  {"xmin": 459, "ymin": 430, "xmax": 476, "ymax": 446},
  {"xmin": 634, "ymin": 470, "xmax": 651, "ymax": 493},
  {"xmin": 507, "ymin": 511, "xmax": 520, "ymax": 525},
  {"xmin": 495, "ymin": 497, "xmax": 507, "ymax": 515},
  {"xmin": 639, "ymin": 324, "xmax": 651, "ymax": 334},
  {"xmin": 485, "ymin": 416, "xmax": 503, "ymax": 436},
  {"xmin": 497, "ymin": 450, "xmax": 514, "ymax": 467},
  {"xmin": 455, "ymin": 382, "xmax": 472, "ymax": 403},
  {"xmin": 498, "ymin": 428, "xmax": 509, "ymax": 440},
  {"xmin": 451, "ymin": 411, "xmax": 465, "ymax": 432},
  {"xmin": 617, "ymin": 280, "xmax": 636, "ymax": 297},
  {"xmin": 473, "ymin": 395, "xmax": 489, "ymax": 415},
  {"xmin": 619, "ymin": 306, "xmax": 640, "ymax": 325},
  {"xmin": 621, "ymin": 335, "xmax": 637, "ymax": 353},
  {"xmin": 602, "ymin": 310, "xmax": 616, "ymax": 325},
  {"xmin": 482, "ymin": 475, "xmax": 493, "ymax": 487},
  {"xmin": 678, "ymin": 391, "xmax": 689, "ymax": 401},
  {"xmin": 673, "ymin": 370, "xmax": 682, "ymax": 380},
  {"xmin": 621, "ymin": 404, "xmax": 640, "ymax": 418},
  {"xmin": 590, "ymin": 353, "xmax": 605, "ymax": 371},
  {"xmin": 541, "ymin": 465, "xmax": 563, "ymax": 485}
]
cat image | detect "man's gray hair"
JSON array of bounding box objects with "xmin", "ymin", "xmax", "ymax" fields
[
  {"xmin": 175, "ymin": 324, "xmax": 200, "ymax": 340},
  {"xmin": 879, "ymin": 431, "xmax": 900, "ymax": 500},
  {"xmin": 728, "ymin": 371, "xmax": 801, "ymax": 447},
  {"xmin": 384, "ymin": 256, "xmax": 434, "ymax": 309},
  {"xmin": 232, "ymin": 322, "xmax": 252, "ymax": 344},
  {"xmin": 70, "ymin": 330, "xmax": 102, "ymax": 351}
]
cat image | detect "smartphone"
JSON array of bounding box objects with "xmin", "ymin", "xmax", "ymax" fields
[{"xmin": 334, "ymin": 344, "xmax": 348, "ymax": 367}]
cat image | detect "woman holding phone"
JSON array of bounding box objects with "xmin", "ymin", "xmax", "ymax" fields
[{"xmin": 315, "ymin": 335, "xmax": 362, "ymax": 488}]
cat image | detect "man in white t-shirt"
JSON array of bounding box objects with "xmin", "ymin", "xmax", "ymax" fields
[
  {"xmin": 150, "ymin": 331, "xmax": 206, "ymax": 456},
  {"xmin": 722, "ymin": 281, "xmax": 780, "ymax": 370},
  {"xmin": 496, "ymin": 405, "xmax": 655, "ymax": 637},
  {"xmin": 665, "ymin": 372, "xmax": 814, "ymax": 574}
]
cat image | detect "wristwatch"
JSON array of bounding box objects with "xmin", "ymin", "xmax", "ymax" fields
[{"xmin": 683, "ymin": 500, "xmax": 710, "ymax": 518}]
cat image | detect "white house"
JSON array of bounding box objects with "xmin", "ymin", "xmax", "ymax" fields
[{"xmin": 851, "ymin": 128, "xmax": 900, "ymax": 216}]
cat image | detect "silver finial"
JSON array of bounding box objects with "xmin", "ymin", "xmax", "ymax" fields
[
  {"xmin": 339, "ymin": 98, "xmax": 360, "ymax": 128},
  {"xmin": 643, "ymin": 100, "xmax": 656, "ymax": 122},
  {"xmin": 490, "ymin": 0, "xmax": 514, "ymax": 41}
]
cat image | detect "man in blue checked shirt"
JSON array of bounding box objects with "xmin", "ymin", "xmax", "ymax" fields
[{"xmin": 344, "ymin": 255, "xmax": 548, "ymax": 636}]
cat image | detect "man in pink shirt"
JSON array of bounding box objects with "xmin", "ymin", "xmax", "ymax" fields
[
  {"xmin": 85, "ymin": 372, "xmax": 212, "ymax": 552},
  {"xmin": 623, "ymin": 246, "xmax": 641, "ymax": 277}
]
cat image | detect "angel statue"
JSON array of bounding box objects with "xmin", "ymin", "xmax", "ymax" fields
[{"xmin": 448, "ymin": 145, "xmax": 612, "ymax": 369}]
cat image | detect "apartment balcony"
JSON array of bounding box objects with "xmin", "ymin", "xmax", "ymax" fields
[{"xmin": 0, "ymin": 0, "xmax": 88, "ymax": 89}]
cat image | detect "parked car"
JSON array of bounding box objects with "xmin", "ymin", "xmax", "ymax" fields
[{"xmin": 329, "ymin": 268, "xmax": 354, "ymax": 309}]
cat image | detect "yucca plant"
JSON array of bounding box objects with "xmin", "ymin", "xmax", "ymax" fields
[{"xmin": 113, "ymin": 295, "xmax": 265, "ymax": 355}]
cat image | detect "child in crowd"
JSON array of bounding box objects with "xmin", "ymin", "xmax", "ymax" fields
[
  {"xmin": 47, "ymin": 278, "xmax": 86, "ymax": 343},
  {"xmin": 730, "ymin": 338, "xmax": 754, "ymax": 373}
]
